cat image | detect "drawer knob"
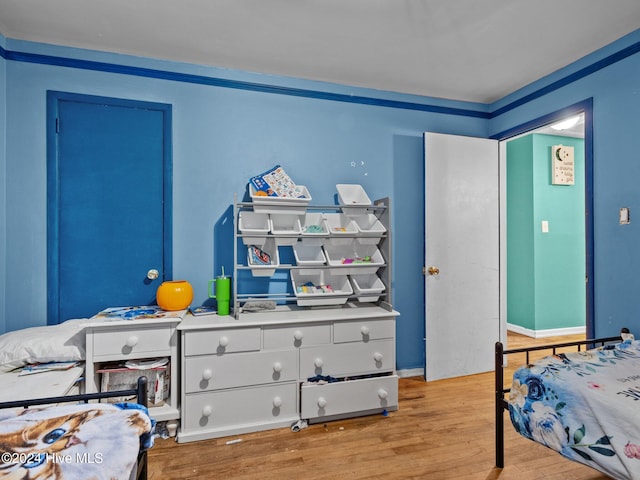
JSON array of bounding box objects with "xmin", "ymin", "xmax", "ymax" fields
[
  {"xmin": 219, "ymin": 336, "xmax": 230, "ymax": 347},
  {"xmin": 317, "ymin": 397, "xmax": 327, "ymax": 408},
  {"xmin": 202, "ymin": 368, "xmax": 213, "ymax": 380},
  {"xmin": 272, "ymin": 396, "xmax": 282, "ymax": 408},
  {"xmin": 202, "ymin": 405, "xmax": 213, "ymax": 417},
  {"xmin": 273, "ymin": 362, "xmax": 283, "ymax": 373},
  {"xmin": 125, "ymin": 335, "xmax": 139, "ymax": 348},
  {"xmin": 314, "ymin": 358, "xmax": 324, "ymax": 368},
  {"xmin": 360, "ymin": 326, "xmax": 370, "ymax": 336},
  {"xmin": 293, "ymin": 330, "xmax": 304, "ymax": 341},
  {"xmin": 373, "ymin": 352, "xmax": 383, "ymax": 362},
  {"xmin": 378, "ymin": 389, "xmax": 388, "ymax": 400}
]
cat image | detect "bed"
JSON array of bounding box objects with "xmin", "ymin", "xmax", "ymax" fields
[
  {"xmin": 0, "ymin": 376, "xmax": 152, "ymax": 480},
  {"xmin": 495, "ymin": 329, "xmax": 640, "ymax": 479}
]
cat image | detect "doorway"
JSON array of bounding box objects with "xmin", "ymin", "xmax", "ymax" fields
[
  {"xmin": 504, "ymin": 114, "xmax": 586, "ymax": 338},
  {"xmin": 496, "ymin": 99, "xmax": 593, "ymax": 344},
  {"xmin": 46, "ymin": 92, "xmax": 173, "ymax": 323}
]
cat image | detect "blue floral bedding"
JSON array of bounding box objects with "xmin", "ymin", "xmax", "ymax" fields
[{"xmin": 509, "ymin": 338, "xmax": 640, "ymax": 479}]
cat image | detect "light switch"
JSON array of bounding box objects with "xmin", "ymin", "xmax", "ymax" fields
[
  {"xmin": 620, "ymin": 207, "xmax": 630, "ymax": 225},
  {"xmin": 541, "ymin": 220, "xmax": 549, "ymax": 233}
]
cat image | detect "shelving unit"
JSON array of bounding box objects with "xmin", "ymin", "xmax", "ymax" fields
[{"xmin": 232, "ymin": 194, "xmax": 393, "ymax": 315}]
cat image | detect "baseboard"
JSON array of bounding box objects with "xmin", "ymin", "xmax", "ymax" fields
[
  {"xmin": 397, "ymin": 368, "xmax": 424, "ymax": 378},
  {"xmin": 507, "ymin": 323, "xmax": 586, "ymax": 339}
]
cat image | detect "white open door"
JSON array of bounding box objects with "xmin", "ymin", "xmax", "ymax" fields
[{"xmin": 424, "ymin": 132, "xmax": 500, "ymax": 381}]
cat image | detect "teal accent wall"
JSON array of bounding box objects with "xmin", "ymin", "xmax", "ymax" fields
[{"xmin": 507, "ymin": 134, "xmax": 585, "ymax": 332}]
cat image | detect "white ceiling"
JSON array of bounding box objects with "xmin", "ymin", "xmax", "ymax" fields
[{"xmin": 0, "ymin": 1, "xmax": 639, "ymax": 104}]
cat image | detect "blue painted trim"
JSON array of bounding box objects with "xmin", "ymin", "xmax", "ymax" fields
[
  {"xmin": 1, "ymin": 47, "xmax": 489, "ymax": 118},
  {"xmin": 46, "ymin": 92, "xmax": 60, "ymax": 325},
  {"xmin": 2, "ymin": 39, "xmax": 638, "ymax": 118},
  {"xmin": 492, "ymin": 98, "xmax": 595, "ymax": 338}
]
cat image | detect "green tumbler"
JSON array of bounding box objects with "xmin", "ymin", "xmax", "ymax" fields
[{"xmin": 208, "ymin": 276, "xmax": 231, "ymax": 316}]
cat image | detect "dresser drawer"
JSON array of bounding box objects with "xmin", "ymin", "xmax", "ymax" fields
[
  {"xmin": 182, "ymin": 382, "xmax": 298, "ymax": 432},
  {"xmin": 333, "ymin": 318, "xmax": 395, "ymax": 343},
  {"xmin": 263, "ymin": 323, "xmax": 331, "ymax": 349},
  {"xmin": 183, "ymin": 327, "xmax": 261, "ymax": 356},
  {"xmin": 301, "ymin": 375, "xmax": 398, "ymax": 420},
  {"xmin": 92, "ymin": 325, "xmax": 172, "ymax": 358},
  {"xmin": 300, "ymin": 340, "xmax": 395, "ymax": 379},
  {"xmin": 184, "ymin": 349, "xmax": 298, "ymax": 393}
]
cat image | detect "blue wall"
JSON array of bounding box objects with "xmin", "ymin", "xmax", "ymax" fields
[{"xmin": 1, "ymin": 28, "xmax": 639, "ymax": 370}]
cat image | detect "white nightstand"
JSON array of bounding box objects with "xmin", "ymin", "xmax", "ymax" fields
[{"xmin": 84, "ymin": 316, "xmax": 180, "ymax": 422}]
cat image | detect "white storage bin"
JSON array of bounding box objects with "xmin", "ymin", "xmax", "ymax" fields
[
  {"xmin": 323, "ymin": 241, "xmax": 384, "ymax": 275},
  {"xmin": 247, "ymin": 238, "xmax": 279, "ymax": 276},
  {"xmin": 238, "ymin": 211, "xmax": 270, "ymax": 246},
  {"xmin": 293, "ymin": 242, "xmax": 326, "ymax": 266},
  {"xmin": 350, "ymin": 274, "xmax": 386, "ymax": 302},
  {"xmin": 299, "ymin": 212, "xmax": 328, "ymax": 247},
  {"xmin": 269, "ymin": 214, "xmax": 302, "ymax": 245},
  {"xmin": 323, "ymin": 213, "xmax": 357, "ymax": 237},
  {"xmin": 336, "ymin": 184, "xmax": 372, "ymax": 215},
  {"xmin": 290, "ymin": 269, "xmax": 353, "ymax": 306},
  {"xmin": 249, "ymin": 184, "xmax": 312, "ymax": 214},
  {"xmin": 351, "ymin": 213, "xmax": 386, "ymax": 244}
]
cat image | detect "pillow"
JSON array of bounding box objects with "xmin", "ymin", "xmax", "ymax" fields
[{"xmin": 0, "ymin": 318, "xmax": 92, "ymax": 372}]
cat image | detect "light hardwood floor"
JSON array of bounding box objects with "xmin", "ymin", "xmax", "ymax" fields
[{"xmin": 148, "ymin": 332, "xmax": 610, "ymax": 479}]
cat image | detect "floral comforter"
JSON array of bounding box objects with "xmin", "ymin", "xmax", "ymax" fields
[{"xmin": 509, "ymin": 338, "xmax": 640, "ymax": 479}]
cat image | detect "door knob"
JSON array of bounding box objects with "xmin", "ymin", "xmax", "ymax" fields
[
  {"xmin": 427, "ymin": 266, "xmax": 440, "ymax": 276},
  {"xmin": 147, "ymin": 269, "xmax": 159, "ymax": 280}
]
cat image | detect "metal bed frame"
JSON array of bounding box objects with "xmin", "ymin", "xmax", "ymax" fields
[{"xmin": 494, "ymin": 332, "xmax": 627, "ymax": 468}]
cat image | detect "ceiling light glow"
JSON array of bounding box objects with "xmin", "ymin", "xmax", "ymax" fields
[{"xmin": 550, "ymin": 116, "xmax": 580, "ymax": 131}]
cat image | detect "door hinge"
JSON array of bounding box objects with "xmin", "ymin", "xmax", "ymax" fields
[{"xmin": 55, "ymin": 117, "xmax": 60, "ymax": 133}]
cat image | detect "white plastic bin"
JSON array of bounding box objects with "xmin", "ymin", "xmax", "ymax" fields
[
  {"xmin": 350, "ymin": 274, "xmax": 385, "ymax": 302},
  {"xmin": 336, "ymin": 184, "xmax": 372, "ymax": 215},
  {"xmin": 293, "ymin": 242, "xmax": 326, "ymax": 266},
  {"xmin": 238, "ymin": 211, "xmax": 270, "ymax": 246},
  {"xmin": 290, "ymin": 269, "xmax": 353, "ymax": 306},
  {"xmin": 249, "ymin": 184, "xmax": 312, "ymax": 214},
  {"xmin": 247, "ymin": 238, "xmax": 279, "ymax": 276},
  {"xmin": 323, "ymin": 241, "xmax": 384, "ymax": 275},
  {"xmin": 269, "ymin": 214, "xmax": 302, "ymax": 245},
  {"xmin": 300, "ymin": 212, "xmax": 328, "ymax": 246},
  {"xmin": 351, "ymin": 213, "xmax": 386, "ymax": 244},
  {"xmin": 323, "ymin": 213, "xmax": 357, "ymax": 238}
]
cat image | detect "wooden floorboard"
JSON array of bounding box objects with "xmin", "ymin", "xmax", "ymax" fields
[{"xmin": 148, "ymin": 332, "xmax": 611, "ymax": 479}]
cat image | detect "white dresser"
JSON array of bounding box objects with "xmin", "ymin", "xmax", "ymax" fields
[
  {"xmin": 177, "ymin": 304, "xmax": 399, "ymax": 443},
  {"xmin": 84, "ymin": 317, "xmax": 181, "ymax": 422}
]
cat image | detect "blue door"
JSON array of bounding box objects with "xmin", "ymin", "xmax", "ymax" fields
[{"xmin": 47, "ymin": 92, "xmax": 172, "ymax": 323}]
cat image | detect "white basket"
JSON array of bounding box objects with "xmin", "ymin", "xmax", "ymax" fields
[
  {"xmin": 269, "ymin": 214, "xmax": 302, "ymax": 245},
  {"xmin": 247, "ymin": 238, "xmax": 279, "ymax": 277},
  {"xmin": 350, "ymin": 274, "xmax": 385, "ymax": 303},
  {"xmin": 293, "ymin": 242, "xmax": 326, "ymax": 266},
  {"xmin": 323, "ymin": 241, "xmax": 384, "ymax": 275},
  {"xmin": 323, "ymin": 213, "xmax": 357, "ymax": 240},
  {"xmin": 337, "ymin": 184, "xmax": 372, "ymax": 216},
  {"xmin": 291, "ymin": 269, "xmax": 352, "ymax": 306},
  {"xmin": 249, "ymin": 184, "xmax": 312, "ymax": 214},
  {"xmin": 238, "ymin": 211, "xmax": 270, "ymax": 246},
  {"xmin": 299, "ymin": 212, "xmax": 327, "ymax": 241},
  {"xmin": 351, "ymin": 213, "xmax": 386, "ymax": 244}
]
